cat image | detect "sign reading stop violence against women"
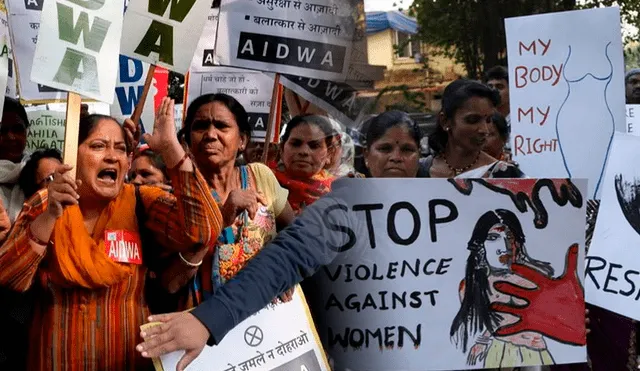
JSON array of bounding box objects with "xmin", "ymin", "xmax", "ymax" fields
[{"xmin": 505, "ymin": 7, "xmax": 626, "ymax": 199}]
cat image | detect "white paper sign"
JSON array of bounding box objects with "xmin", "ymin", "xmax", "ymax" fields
[
  {"xmin": 6, "ymin": 0, "xmax": 66, "ymax": 102},
  {"xmin": 157, "ymin": 288, "xmax": 330, "ymax": 371},
  {"xmin": 25, "ymin": 110, "xmax": 66, "ymax": 153},
  {"xmin": 216, "ymin": 0, "xmax": 357, "ymax": 81},
  {"xmin": 626, "ymin": 104, "xmax": 640, "ymax": 135},
  {"xmin": 505, "ymin": 7, "xmax": 626, "ymax": 199},
  {"xmin": 121, "ymin": 0, "xmax": 212, "ymax": 74},
  {"xmin": 189, "ymin": 2, "xmax": 219, "ymax": 72},
  {"xmin": 30, "ymin": 0, "xmax": 123, "ymax": 102},
  {"xmin": 585, "ymin": 133, "xmax": 640, "ymax": 321},
  {"xmin": 111, "ymin": 55, "xmax": 156, "ymax": 134},
  {"xmin": 0, "ymin": 0, "xmax": 10, "ymax": 117},
  {"xmin": 311, "ymin": 178, "xmax": 587, "ymax": 370},
  {"xmin": 187, "ymin": 67, "xmax": 275, "ymax": 142}
]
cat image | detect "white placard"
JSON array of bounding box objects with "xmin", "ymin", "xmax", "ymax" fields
[
  {"xmin": 156, "ymin": 288, "xmax": 330, "ymax": 371},
  {"xmin": 187, "ymin": 67, "xmax": 275, "ymax": 142},
  {"xmin": 585, "ymin": 133, "xmax": 640, "ymax": 321},
  {"xmin": 111, "ymin": 55, "xmax": 156, "ymax": 135},
  {"xmin": 30, "ymin": 0, "xmax": 124, "ymax": 102},
  {"xmin": 311, "ymin": 178, "xmax": 587, "ymax": 370},
  {"xmin": 121, "ymin": 0, "xmax": 212, "ymax": 74},
  {"xmin": 216, "ymin": 0, "xmax": 357, "ymax": 81},
  {"xmin": 506, "ymin": 7, "xmax": 626, "ymax": 199},
  {"xmin": 25, "ymin": 110, "xmax": 66, "ymax": 154},
  {"xmin": 626, "ymin": 104, "xmax": 640, "ymax": 135},
  {"xmin": 0, "ymin": 0, "xmax": 10, "ymax": 116},
  {"xmin": 189, "ymin": 3, "xmax": 220, "ymax": 72},
  {"xmin": 6, "ymin": 0, "xmax": 66, "ymax": 102}
]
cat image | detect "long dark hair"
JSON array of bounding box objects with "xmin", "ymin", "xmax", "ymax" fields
[{"xmin": 450, "ymin": 209, "xmax": 554, "ymax": 353}]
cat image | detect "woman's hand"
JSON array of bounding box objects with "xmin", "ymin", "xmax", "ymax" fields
[
  {"xmin": 467, "ymin": 343, "xmax": 487, "ymax": 366},
  {"xmin": 144, "ymin": 97, "xmax": 186, "ymax": 169},
  {"xmin": 47, "ymin": 164, "xmax": 81, "ymax": 219},
  {"xmin": 137, "ymin": 312, "xmax": 210, "ymax": 371},
  {"xmin": 222, "ymin": 189, "xmax": 268, "ymax": 227}
]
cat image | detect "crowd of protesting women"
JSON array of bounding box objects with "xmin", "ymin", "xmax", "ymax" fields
[{"xmin": 0, "ymin": 66, "xmax": 631, "ymax": 371}]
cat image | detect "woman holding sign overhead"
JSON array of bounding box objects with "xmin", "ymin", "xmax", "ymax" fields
[{"xmin": 0, "ymin": 98, "xmax": 224, "ymax": 371}]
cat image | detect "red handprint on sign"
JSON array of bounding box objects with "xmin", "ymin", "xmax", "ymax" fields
[{"xmin": 490, "ymin": 244, "xmax": 586, "ymax": 346}]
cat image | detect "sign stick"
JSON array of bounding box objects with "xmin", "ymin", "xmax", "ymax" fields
[
  {"xmin": 131, "ymin": 65, "xmax": 157, "ymax": 125},
  {"xmin": 63, "ymin": 92, "xmax": 82, "ymax": 179},
  {"xmin": 261, "ymin": 73, "xmax": 281, "ymax": 164}
]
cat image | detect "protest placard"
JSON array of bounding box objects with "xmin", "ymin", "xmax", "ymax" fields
[
  {"xmin": 146, "ymin": 287, "xmax": 330, "ymax": 371},
  {"xmin": 111, "ymin": 55, "xmax": 156, "ymax": 134},
  {"xmin": 189, "ymin": 0, "xmax": 220, "ymax": 72},
  {"xmin": 120, "ymin": 0, "xmax": 212, "ymax": 74},
  {"xmin": 6, "ymin": 0, "xmax": 66, "ymax": 103},
  {"xmin": 626, "ymin": 105, "xmax": 640, "ymax": 136},
  {"xmin": 308, "ymin": 177, "xmax": 587, "ymax": 370},
  {"xmin": 30, "ymin": 0, "xmax": 123, "ymax": 103},
  {"xmin": 25, "ymin": 110, "xmax": 66, "ymax": 153},
  {"xmin": 505, "ymin": 7, "xmax": 626, "ymax": 199},
  {"xmin": 216, "ymin": 0, "xmax": 358, "ymax": 81},
  {"xmin": 585, "ymin": 133, "xmax": 640, "ymax": 321},
  {"xmin": 187, "ymin": 67, "xmax": 276, "ymax": 142},
  {"xmin": 0, "ymin": 0, "xmax": 10, "ymax": 116},
  {"xmin": 280, "ymin": 74, "xmax": 373, "ymax": 127}
]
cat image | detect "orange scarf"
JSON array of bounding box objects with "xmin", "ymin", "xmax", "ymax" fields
[
  {"xmin": 272, "ymin": 163, "xmax": 335, "ymax": 214},
  {"xmin": 47, "ymin": 184, "xmax": 161, "ymax": 289}
]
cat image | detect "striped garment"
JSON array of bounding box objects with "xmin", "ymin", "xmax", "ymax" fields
[{"xmin": 0, "ymin": 168, "xmax": 222, "ymax": 371}]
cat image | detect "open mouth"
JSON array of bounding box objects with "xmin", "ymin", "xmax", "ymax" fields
[
  {"xmin": 97, "ymin": 168, "xmax": 118, "ymax": 185},
  {"xmin": 498, "ymin": 253, "xmax": 512, "ymax": 265}
]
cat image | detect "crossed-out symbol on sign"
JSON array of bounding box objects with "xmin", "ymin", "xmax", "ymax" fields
[{"xmin": 244, "ymin": 325, "xmax": 264, "ymax": 347}]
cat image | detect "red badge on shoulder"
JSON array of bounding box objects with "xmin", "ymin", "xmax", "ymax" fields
[{"xmin": 104, "ymin": 230, "xmax": 143, "ymax": 265}]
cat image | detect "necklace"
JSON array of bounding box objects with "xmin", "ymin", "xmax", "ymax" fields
[{"xmin": 441, "ymin": 152, "xmax": 481, "ymax": 176}]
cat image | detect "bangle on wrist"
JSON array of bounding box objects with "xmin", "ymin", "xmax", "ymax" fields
[
  {"xmin": 179, "ymin": 252, "xmax": 202, "ymax": 267},
  {"xmin": 168, "ymin": 152, "xmax": 189, "ymax": 171},
  {"xmin": 28, "ymin": 226, "xmax": 49, "ymax": 246}
]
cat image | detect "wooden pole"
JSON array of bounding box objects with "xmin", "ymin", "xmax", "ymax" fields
[
  {"xmin": 131, "ymin": 64, "xmax": 156, "ymax": 126},
  {"xmin": 63, "ymin": 92, "xmax": 82, "ymax": 179},
  {"xmin": 261, "ymin": 73, "xmax": 280, "ymax": 164}
]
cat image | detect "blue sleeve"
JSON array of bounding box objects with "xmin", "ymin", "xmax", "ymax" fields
[{"xmin": 191, "ymin": 187, "xmax": 358, "ymax": 345}]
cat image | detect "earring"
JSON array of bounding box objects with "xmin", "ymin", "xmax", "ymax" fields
[{"xmin": 444, "ymin": 127, "xmax": 450, "ymax": 132}]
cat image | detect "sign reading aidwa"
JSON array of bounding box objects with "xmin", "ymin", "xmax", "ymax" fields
[
  {"xmin": 216, "ymin": 0, "xmax": 358, "ymax": 81},
  {"xmin": 150, "ymin": 288, "xmax": 330, "ymax": 371},
  {"xmin": 6, "ymin": 0, "xmax": 65, "ymax": 102},
  {"xmin": 190, "ymin": 0, "xmax": 220, "ymax": 72},
  {"xmin": 187, "ymin": 67, "xmax": 276, "ymax": 142},
  {"xmin": 0, "ymin": 0, "xmax": 11, "ymax": 116},
  {"xmin": 121, "ymin": 0, "xmax": 212, "ymax": 73},
  {"xmin": 111, "ymin": 55, "xmax": 156, "ymax": 134},
  {"xmin": 30, "ymin": 0, "xmax": 123, "ymax": 102},
  {"xmin": 505, "ymin": 7, "xmax": 626, "ymax": 199}
]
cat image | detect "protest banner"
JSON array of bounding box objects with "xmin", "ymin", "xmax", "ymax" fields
[
  {"xmin": 25, "ymin": 110, "xmax": 66, "ymax": 153},
  {"xmin": 280, "ymin": 74, "xmax": 373, "ymax": 127},
  {"xmin": 505, "ymin": 7, "xmax": 626, "ymax": 199},
  {"xmin": 626, "ymin": 104, "xmax": 640, "ymax": 136},
  {"xmin": 145, "ymin": 287, "xmax": 330, "ymax": 371},
  {"xmin": 187, "ymin": 67, "xmax": 278, "ymax": 142},
  {"xmin": 111, "ymin": 55, "xmax": 156, "ymax": 134},
  {"xmin": 0, "ymin": 0, "xmax": 11, "ymax": 116},
  {"xmin": 6, "ymin": 0, "xmax": 66, "ymax": 103},
  {"xmin": 120, "ymin": 0, "xmax": 212, "ymax": 74},
  {"xmin": 585, "ymin": 133, "xmax": 640, "ymax": 321},
  {"xmin": 189, "ymin": 0, "xmax": 220, "ymax": 72},
  {"xmin": 216, "ymin": 0, "xmax": 358, "ymax": 81},
  {"xmin": 308, "ymin": 177, "xmax": 587, "ymax": 370},
  {"xmin": 30, "ymin": 0, "xmax": 123, "ymax": 103}
]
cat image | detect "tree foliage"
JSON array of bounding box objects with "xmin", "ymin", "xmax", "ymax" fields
[{"xmin": 408, "ymin": 0, "xmax": 640, "ymax": 79}]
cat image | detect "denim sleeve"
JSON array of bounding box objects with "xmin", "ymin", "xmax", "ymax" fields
[{"xmin": 191, "ymin": 186, "xmax": 358, "ymax": 345}]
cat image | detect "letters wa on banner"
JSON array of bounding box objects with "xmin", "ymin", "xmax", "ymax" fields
[
  {"xmin": 308, "ymin": 178, "xmax": 587, "ymax": 370},
  {"xmin": 30, "ymin": 0, "xmax": 123, "ymax": 102},
  {"xmin": 187, "ymin": 67, "xmax": 276, "ymax": 142},
  {"xmin": 505, "ymin": 7, "xmax": 625, "ymax": 199},
  {"xmin": 6, "ymin": 0, "xmax": 65, "ymax": 102},
  {"xmin": 146, "ymin": 288, "xmax": 330, "ymax": 371},
  {"xmin": 111, "ymin": 55, "xmax": 156, "ymax": 134},
  {"xmin": 121, "ymin": 0, "xmax": 212, "ymax": 74},
  {"xmin": 216, "ymin": 0, "xmax": 358, "ymax": 81},
  {"xmin": 585, "ymin": 133, "xmax": 640, "ymax": 321}
]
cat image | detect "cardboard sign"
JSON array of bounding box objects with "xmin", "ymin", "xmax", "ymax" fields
[
  {"xmin": 189, "ymin": 1, "xmax": 220, "ymax": 72},
  {"xmin": 187, "ymin": 67, "xmax": 276, "ymax": 142},
  {"xmin": 0, "ymin": 0, "xmax": 10, "ymax": 116},
  {"xmin": 25, "ymin": 110, "xmax": 66, "ymax": 154},
  {"xmin": 311, "ymin": 178, "xmax": 587, "ymax": 370},
  {"xmin": 626, "ymin": 104, "xmax": 640, "ymax": 136},
  {"xmin": 216, "ymin": 0, "xmax": 359, "ymax": 81},
  {"xmin": 30, "ymin": 0, "xmax": 124, "ymax": 102},
  {"xmin": 147, "ymin": 287, "xmax": 330, "ymax": 371},
  {"xmin": 111, "ymin": 55, "xmax": 156, "ymax": 134},
  {"xmin": 120, "ymin": 0, "xmax": 212, "ymax": 73},
  {"xmin": 505, "ymin": 7, "xmax": 626, "ymax": 199},
  {"xmin": 104, "ymin": 229, "xmax": 143, "ymax": 265}
]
